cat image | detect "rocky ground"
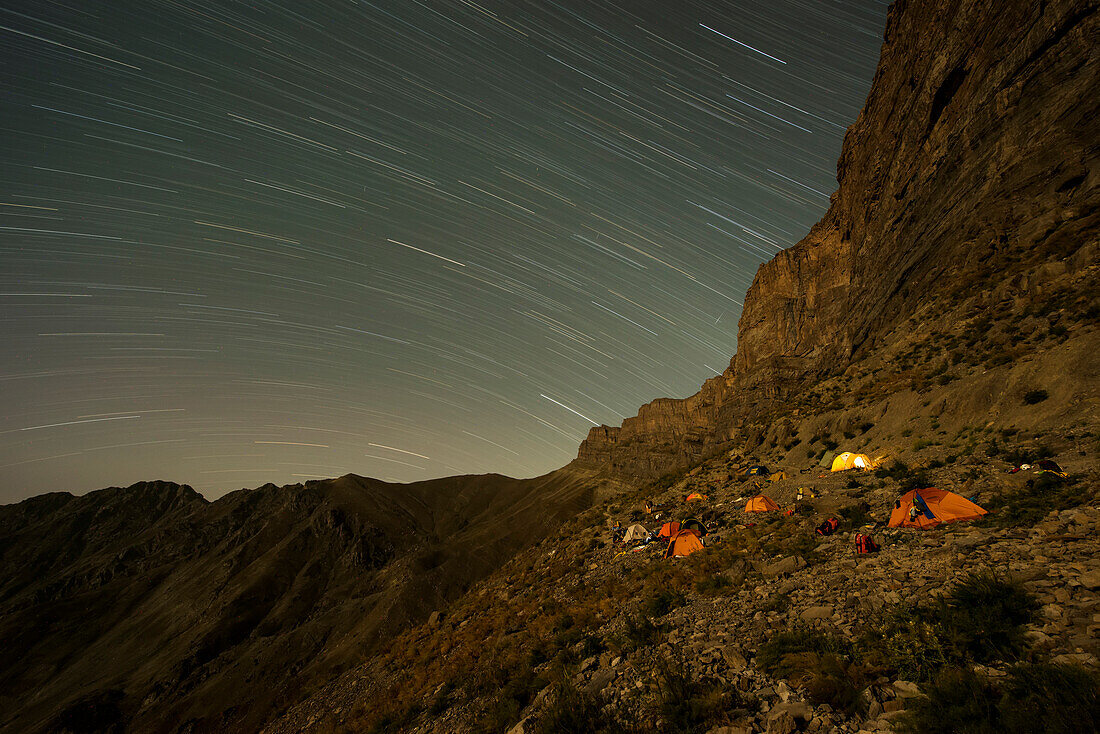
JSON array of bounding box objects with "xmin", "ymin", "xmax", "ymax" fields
[{"xmin": 267, "ymin": 414, "xmax": 1099, "ymax": 733}]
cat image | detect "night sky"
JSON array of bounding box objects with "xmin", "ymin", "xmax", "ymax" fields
[{"xmin": 1, "ymin": 1, "xmax": 887, "ymax": 502}]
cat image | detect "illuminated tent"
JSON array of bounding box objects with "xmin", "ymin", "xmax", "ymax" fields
[
  {"xmin": 663, "ymin": 529, "xmax": 704, "ymax": 558},
  {"xmin": 744, "ymin": 495, "xmax": 780, "ymax": 513},
  {"xmin": 831, "ymin": 452, "xmax": 872, "ymax": 472},
  {"xmin": 888, "ymin": 488, "xmax": 987, "ymax": 529}
]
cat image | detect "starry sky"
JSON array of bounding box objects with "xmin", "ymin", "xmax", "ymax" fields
[{"xmin": 1, "ymin": 0, "xmax": 887, "ymax": 502}]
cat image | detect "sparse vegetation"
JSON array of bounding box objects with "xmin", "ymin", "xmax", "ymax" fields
[
  {"xmin": 899, "ymin": 664, "xmax": 1100, "ymax": 734},
  {"xmin": 530, "ymin": 679, "xmax": 630, "ymax": 734},
  {"xmin": 866, "ymin": 571, "xmax": 1039, "ymax": 681},
  {"xmin": 654, "ymin": 655, "xmax": 745, "ymax": 733}
]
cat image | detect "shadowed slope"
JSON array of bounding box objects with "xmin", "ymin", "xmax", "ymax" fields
[{"xmin": 0, "ymin": 468, "xmax": 598, "ymax": 733}]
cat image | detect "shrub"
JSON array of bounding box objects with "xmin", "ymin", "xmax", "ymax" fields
[
  {"xmin": 761, "ymin": 592, "xmax": 791, "ymax": 613},
  {"xmin": 694, "ymin": 574, "xmax": 734, "ymax": 596},
  {"xmin": 875, "ymin": 460, "xmax": 911, "ymax": 481},
  {"xmin": 531, "ymin": 680, "xmax": 629, "ymax": 734},
  {"xmin": 839, "ymin": 502, "xmax": 871, "ymax": 528},
  {"xmin": 646, "ymin": 589, "xmax": 686, "ymax": 618},
  {"xmin": 654, "ymin": 656, "xmax": 743, "ymax": 732},
  {"xmin": 999, "ymin": 662, "xmax": 1100, "ymax": 733},
  {"xmin": 983, "ymin": 474, "xmax": 1089, "ymax": 528},
  {"xmin": 935, "ymin": 572, "xmax": 1039, "ymax": 663},
  {"xmin": 759, "ymin": 628, "xmax": 866, "ymax": 713},
  {"xmin": 758, "ymin": 628, "xmax": 853, "ymax": 679},
  {"xmin": 621, "ymin": 613, "xmax": 664, "ymax": 650},
  {"xmin": 897, "ymin": 667, "xmax": 1000, "ymax": 734},
  {"xmin": 1023, "ymin": 389, "xmax": 1049, "ymax": 405},
  {"xmin": 867, "ymin": 605, "xmax": 951, "ymax": 682},
  {"xmin": 899, "ymin": 664, "xmax": 1100, "ymax": 734}
]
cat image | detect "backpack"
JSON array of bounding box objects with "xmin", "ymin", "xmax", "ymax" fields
[
  {"xmin": 855, "ymin": 533, "xmax": 880, "ymax": 554},
  {"xmin": 815, "ymin": 518, "xmax": 839, "ymax": 536}
]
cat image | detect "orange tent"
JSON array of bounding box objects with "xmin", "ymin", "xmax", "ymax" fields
[
  {"xmin": 658, "ymin": 521, "xmax": 681, "ymax": 538},
  {"xmin": 888, "ymin": 488, "xmax": 987, "ymax": 529},
  {"xmin": 686, "ymin": 492, "xmax": 707, "ymax": 502},
  {"xmin": 745, "ymin": 495, "xmax": 780, "ymax": 513},
  {"xmin": 663, "ymin": 529, "xmax": 704, "ymax": 558}
]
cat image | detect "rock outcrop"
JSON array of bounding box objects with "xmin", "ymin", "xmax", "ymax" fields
[{"xmin": 575, "ymin": 0, "xmax": 1099, "ymax": 482}]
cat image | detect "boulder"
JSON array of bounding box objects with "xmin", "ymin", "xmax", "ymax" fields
[{"xmin": 800, "ymin": 605, "xmax": 834, "ymax": 622}]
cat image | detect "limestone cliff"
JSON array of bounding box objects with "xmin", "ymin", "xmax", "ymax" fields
[{"xmin": 574, "ymin": 0, "xmax": 1099, "ymax": 482}]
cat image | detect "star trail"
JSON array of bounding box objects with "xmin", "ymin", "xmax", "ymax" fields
[{"xmin": 0, "ymin": 1, "xmax": 887, "ymax": 502}]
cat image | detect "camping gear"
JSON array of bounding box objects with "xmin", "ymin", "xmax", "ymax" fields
[
  {"xmin": 768, "ymin": 471, "xmax": 788, "ymax": 482},
  {"xmin": 685, "ymin": 492, "xmax": 708, "ymax": 502},
  {"xmin": 744, "ymin": 495, "xmax": 780, "ymax": 513},
  {"xmin": 658, "ymin": 521, "xmax": 681, "ymax": 538},
  {"xmin": 816, "ymin": 518, "xmax": 839, "ymax": 536},
  {"xmin": 855, "ymin": 533, "xmax": 880, "ymax": 554},
  {"xmin": 663, "ymin": 529, "xmax": 704, "ymax": 558},
  {"xmin": 888, "ymin": 488, "xmax": 987, "ymax": 528},
  {"xmin": 831, "ymin": 452, "xmax": 872, "ymax": 471},
  {"xmin": 680, "ymin": 517, "xmax": 707, "ymax": 537},
  {"xmin": 1037, "ymin": 459, "xmax": 1067, "ymax": 477},
  {"xmin": 747, "ymin": 465, "xmax": 770, "ymax": 476},
  {"xmin": 622, "ymin": 524, "xmax": 649, "ymax": 544},
  {"xmin": 818, "ymin": 450, "xmax": 837, "ymax": 469}
]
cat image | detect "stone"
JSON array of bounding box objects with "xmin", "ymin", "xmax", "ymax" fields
[
  {"xmin": 767, "ymin": 701, "xmax": 813, "ymax": 734},
  {"xmin": 766, "ymin": 712, "xmax": 797, "ymax": 734},
  {"xmin": 506, "ymin": 716, "xmax": 532, "ymax": 734},
  {"xmin": 761, "ymin": 556, "xmax": 807, "ymax": 578},
  {"xmin": 585, "ymin": 668, "xmax": 616, "ymax": 695},
  {"xmin": 1079, "ymin": 570, "xmax": 1100, "ymax": 590},
  {"xmin": 892, "ymin": 680, "xmax": 922, "ymax": 697},
  {"xmin": 800, "ymin": 605, "xmax": 834, "ymax": 622},
  {"xmin": 724, "ymin": 646, "xmax": 749, "ymax": 670}
]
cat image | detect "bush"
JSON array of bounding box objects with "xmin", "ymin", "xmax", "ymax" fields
[
  {"xmin": 839, "ymin": 502, "xmax": 871, "ymax": 528},
  {"xmin": 654, "ymin": 656, "xmax": 744, "ymax": 733},
  {"xmin": 999, "ymin": 662, "xmax": 1100, "ymax": 733},
  {"xmin": 759, "ymin": 628, "xmax": 853, "ymax": 679},
  {"xmin": 694, "ymin": 574, "xmax": 735, "ymax": 596},
  {"xmin": 1023, "ymin": 389, "xmax": 1049, "ymax": 405},
  {"xmin": 646, "ymin": 589, "xmax": 686, "ymax": 618},
  {"xmin": 875, "ymin": 460, "xmax": 911, "ymax": 481},
  {"xmin": 867, "ymin": 605, "xmax": 951, "ymax": 682},
  {"xmin": 900, "ymin": 664, "xmax": 1100, "ymax": 734},
  {"xmin": 897, "ymin": 667, "xmax": 1000, "ymax": 734},
  {"xmin": 759, "ymin": 628, "xmax": 866, "ymax": 713},
  {"xmin": 621, "ymin": 613, "xmax": 664, "ymax": 650},
  {"xmin": 531, "ymin": 680, "xmax": 629, "ymax": 734},
  {"xmin": 983, "ymin": 474, "xmax": 1089, "ymax": 528},
  {"xmin": 867, "ymin": 573, "xmax": 1039, "ymax": 681},
  {"xmin": 935, "ymin": 572, "xmax": 1039, "ymax": 663}
]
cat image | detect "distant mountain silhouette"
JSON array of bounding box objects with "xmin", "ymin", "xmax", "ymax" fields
[{"xmin": 0, "ymin": 470, "xmax": 602, "ymax": 732}]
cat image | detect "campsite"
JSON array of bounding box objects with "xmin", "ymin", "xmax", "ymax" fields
[{"xmin": 332, "ymin": 421, "xmax": 1097, "ymax": 733}]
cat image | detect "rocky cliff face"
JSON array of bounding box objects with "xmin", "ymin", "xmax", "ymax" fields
[
  {"xmin": 575, "ymin": 0, "xmax": 1099, "ymax": 482},
  {"xmin": 0, "ymin": 470, "xmax": 597, "ymax": 734}
]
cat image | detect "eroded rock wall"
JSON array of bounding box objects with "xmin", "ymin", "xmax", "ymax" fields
[{"xmin": 574, "ymin": 0, "xmax": 1099, "ymax": 482}]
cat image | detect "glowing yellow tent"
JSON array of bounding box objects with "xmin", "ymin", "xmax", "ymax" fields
[{"xmin": 831, "ymin": 452, "xmax": 872, "ymax": 472}]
